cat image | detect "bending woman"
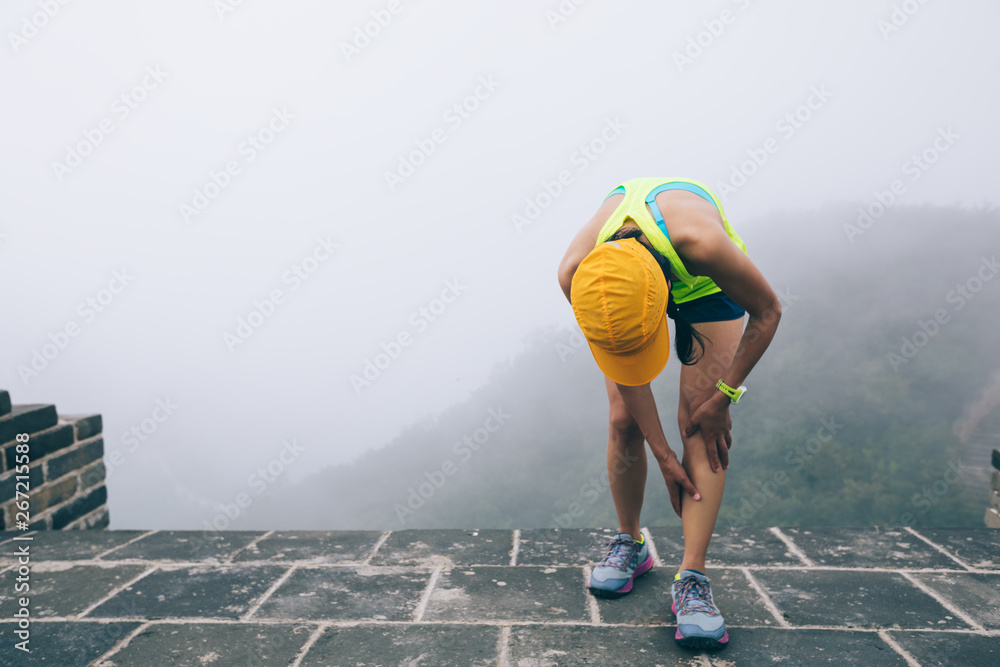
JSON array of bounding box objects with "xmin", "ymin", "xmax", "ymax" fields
[{"xmin": 556, "ymin": 177, "xmax": 781, "ymax": 650}]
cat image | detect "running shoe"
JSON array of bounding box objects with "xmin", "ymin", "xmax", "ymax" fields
[
  {"xmin": 671, "ymin": 569, "xmax": 728, "ymax": 649},
  {"xmin": 587, "ymin": 532, "xmax": 653, "ymax": 598}
]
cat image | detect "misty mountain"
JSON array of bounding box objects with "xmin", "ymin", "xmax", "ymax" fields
[{"xmin": 249, "ymin": 203, "xmax": 999, "ymax": 530}]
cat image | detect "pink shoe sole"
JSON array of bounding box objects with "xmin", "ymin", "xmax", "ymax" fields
[
  {"xmin": 674, "ymin": 629, "xmax": 729, "ymax": 649},
  {"xmin": 588, "ymin": 554, "xmax": 654, "ymax": 598},
  {"xmin": 672, "ymin": 600, "xmax": 728, "ymax": 648}
]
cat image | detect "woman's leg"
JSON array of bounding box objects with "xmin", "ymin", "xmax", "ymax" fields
[
  {"xmin": 604, "ymin": 375, "xmax": 647, "ymax": 538},
  {"xmin": 676, "ymin": 317, "xmax": 744, "ymax": 573}
]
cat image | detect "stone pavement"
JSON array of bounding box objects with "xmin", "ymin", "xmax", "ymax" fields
[{"xmin": 0, "ymin": 526, "xmax": 997, "ymax": 666}]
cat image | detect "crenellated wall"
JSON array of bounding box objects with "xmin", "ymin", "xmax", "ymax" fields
[
  {"xmin": 0, "ymin": 389, "xmax": 108, "ymax": 530},
  {"xmin": 987, "ymin": 449, "xmax": 1000, "ymax": 528}
]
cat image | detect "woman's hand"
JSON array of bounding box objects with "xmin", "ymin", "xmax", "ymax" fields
[
  {"xmin": 654, "ymin": 451, "xmax": 701, "ymax": 517},
  {"xmin": 682, "ymin": 388, "xmax": 733, "ymax": 472},
  {"xmin": 614, "ymin": 381, "xmax": 701, "ymax": 517}
]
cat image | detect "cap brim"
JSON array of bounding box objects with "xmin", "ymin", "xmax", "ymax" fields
[{"xmin": 587, "ymin": 314, "xmax": 671, "ymax": 386}]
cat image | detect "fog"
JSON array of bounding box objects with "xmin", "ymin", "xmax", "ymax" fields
[{"xmin": 1, "ymin": 0, "xmax": 997, "ymax": 528}]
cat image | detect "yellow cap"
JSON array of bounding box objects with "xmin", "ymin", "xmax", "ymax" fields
[{"xmin": 570, "ymin": 237, "xmax": 670, "ymax": 386}]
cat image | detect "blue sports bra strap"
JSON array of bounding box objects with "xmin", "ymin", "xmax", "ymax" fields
[
  {"xmin": 644, "ymin": 190, "xmax": 671, "ymax": 242},
  {"xmin": 647, "ymin": 182, "xmax": 718, "ymax": 210},
  {"xmin": 603, "ymin": 185, "xmax": 626, "ymax": 201}
]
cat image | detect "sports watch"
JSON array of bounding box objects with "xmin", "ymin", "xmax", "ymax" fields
[{"xmin": 716, "ymin": 379, "xmax": 748, "ymax": 404}]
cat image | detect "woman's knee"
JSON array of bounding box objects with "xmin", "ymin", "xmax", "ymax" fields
[
  {"xmin": 609, "ymin": 407, "xmax": 636, "ymax": 438},
  {"xmin": 605, "ymin": 376, "xmax": 642, "ymax": 442}
]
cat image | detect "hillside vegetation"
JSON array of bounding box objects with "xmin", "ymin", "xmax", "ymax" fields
[{"xmin": 255, "ymin": 203, "xmax": 999, "ymax": 530}]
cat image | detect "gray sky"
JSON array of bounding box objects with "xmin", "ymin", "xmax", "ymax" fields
[{"xmin": 2, "ymin": 0, "xmax": 998, "ymax": 527}]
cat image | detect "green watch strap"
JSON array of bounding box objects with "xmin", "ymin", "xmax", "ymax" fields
[{"xmin": 716, "ymin": 379, "xmax": 747, "ymax": 403}]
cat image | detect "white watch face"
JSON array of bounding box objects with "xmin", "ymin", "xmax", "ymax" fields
[{"xmin": 733, "ymin": 386, "xmax": 748, "ymax": 403}]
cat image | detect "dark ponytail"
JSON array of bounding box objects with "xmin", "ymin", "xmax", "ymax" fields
[
  {"xmin": 607, "ymin": 226, "xmax": 710, "ymax": 365},
  {"xmin": 666, "ymin": 290, "xmax": 709, "ymax": 365}
]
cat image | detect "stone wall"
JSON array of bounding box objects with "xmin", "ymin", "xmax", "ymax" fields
[
  {"xmin": 987, "ymin": 449, "xmax": 1000, "ymax": 528},
  {"xmin": 0, "ymin": 389, "xmax": 107, "ymax": 530}
]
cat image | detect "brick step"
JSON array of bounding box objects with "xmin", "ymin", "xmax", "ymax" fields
[{"xmin": 0, "ymin": 390, "xmax": 105, "ymax": 531}]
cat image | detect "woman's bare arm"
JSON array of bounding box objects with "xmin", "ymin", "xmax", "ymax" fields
[
  {"xmin": 557, "ymin": 197, "xmax": 621, "ymax": 302},
  {"xmin": 615, "ymin": 381, "xmax": 702, "ymax": 517},
  {"xmin": 674, "ymin": 216, "xmax": 782, "ymax": 470},
  {"xmin": 680, "ymin": 219, "xmax": 782, "ymax": 391}
]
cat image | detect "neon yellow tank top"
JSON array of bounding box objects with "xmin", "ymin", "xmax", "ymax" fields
[{"xmin": 594, "ymin": 177, "xmax": 748, "ymax": 304}]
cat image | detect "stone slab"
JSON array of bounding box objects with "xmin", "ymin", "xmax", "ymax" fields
[
  {"xmin": 912, "ymin": 528, "xmax": 1000, "ymax": 570},
  {"xmin": 233, "ymin": 530, "xmax": 382, "ymax": 564},
  {"xmin": 59, "ymin": 414, "xmax": 103, "ymax": 441},
  {"xmin": 423, "ymin": 565, "xmax": 589, "ymax": 622},
  {"xmin": 0, "ymin": 529, "xmax": 148, "ymax": 564},
  {"xmin": 301, "ymin": 624, "xmax": 500, "ymax": 667},
  {"xmin": 516, "ymin": 528, "xmax": 619, "ymax": 565},
  {"xmin": 0, "ymin": 563, "xmax": 147, "ymax": 617},
  {"xmin": 106, "ymin": 621, "xmax": 315, "ymax": 666},
  {"xmin": 752, "ymin": 569, "xmax": 971, "ymax": 629},
  {"xmin": 370, "ymin": 529, "xmax": 512, "ymax": 567},
  {"xmin": 781, "ymin": 527, "xmax": 960, "ymax": 569},
  {"xmin": 506, "ymin": 625, "xmax": 908, "ymax": 665},
  {"xmin": 0, "ymin": 621, "xmax": 141, "ymax": 667},
  {"xmin": 23, "ymin": 423, "xmax": 76, "ymax": 462},
  {"xmin": 721, "ymin": 628, "xmax": 910, "ymax": 665},
  {"xmin": 649, "ymin": 526, "xmax": 803, "ymax": 566},
  {"xmin": 101, "ymin": 530, "xmax": 268, "ymax": 562},
  {"xmin": 84, "ymin": 564, "xmax": 287, "ymax": 619},
  {"xmin": 911, "ymin": 571, "xmax": 1000, "ymax": 629},
  {"xmin": 252, "ymin": 566, "xmax": 430, "ymax": 621},
  {"xmin": 889, "ymin": 630, "xmax": 1000, "ymax": 666},
  {"xmin": 51, "ymin": 483, "xmax": 107, "ymax": 529},
  {"xmin": 596, "ymin": 566, "xmax": 778, "ymax": 627},
  {"xmin": 0, "ymin": 404, "xmax": 58, "ymax": 446}
]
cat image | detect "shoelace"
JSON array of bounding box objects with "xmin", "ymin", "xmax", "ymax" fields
[
  {"xmin": 675, "ymin": 576, "xmax": 719, "ymax": 616},
  {"xmin": 597, "ymin": 536, "xmax": 640, "ymax": 573}
]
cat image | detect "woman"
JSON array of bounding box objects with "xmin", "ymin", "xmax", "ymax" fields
[{"xmin": 556, "ymin": 177, "xmax": 781, "ymax": 650}]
